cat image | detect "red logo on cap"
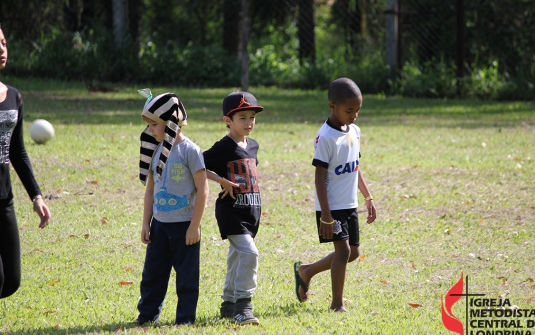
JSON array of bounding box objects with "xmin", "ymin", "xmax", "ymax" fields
[{"xmin": 238, "ymin": 95, "xmax": 251, "ymax": 108}]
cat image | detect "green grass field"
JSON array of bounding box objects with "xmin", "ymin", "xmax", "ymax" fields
[{"xmin": 1, "ymin": 77, "xmax": 534, "ymax": 334}]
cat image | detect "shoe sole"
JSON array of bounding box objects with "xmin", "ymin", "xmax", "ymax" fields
[{"xmin": 237, "ymin": 319, "xmax": 260, "ymax": 326}]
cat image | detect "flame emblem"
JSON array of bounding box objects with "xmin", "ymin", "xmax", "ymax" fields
[{"xmin": 441, "ymin": 273, "xmax": 464, "ymax": 335}]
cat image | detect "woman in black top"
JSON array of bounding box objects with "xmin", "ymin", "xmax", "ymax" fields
[{"xmin": 0, "ymin": 23, "xmax": 51, "ymax": 298}]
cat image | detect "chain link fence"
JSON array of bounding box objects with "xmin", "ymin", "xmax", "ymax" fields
[
  {"xmin": 400, "ymin": 0, "xmax": 535, "ymax": 81},
  {"xmin": 2, "ymin": 0, "xmax": 533, "ymax": 97}
]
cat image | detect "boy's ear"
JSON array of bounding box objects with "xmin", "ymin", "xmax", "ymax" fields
[{"xmin": 328, "ymin": 101, "xmax": 335, "ymax": 110}]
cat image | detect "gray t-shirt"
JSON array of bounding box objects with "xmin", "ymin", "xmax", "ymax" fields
[{"xmin": 150, "ymin": 136, "xmax": 205, "ymax": 223}]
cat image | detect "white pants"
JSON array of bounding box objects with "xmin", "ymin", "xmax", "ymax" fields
[{"xmin": 222, "ymin": 234, "xmax": 258, "ymax": 302}]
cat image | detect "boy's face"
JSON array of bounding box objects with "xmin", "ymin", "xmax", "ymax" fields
[
  {"xmin": 0, "ymin": 29, "xmax": 8, "ymax": 70},
  {"xmin": 147, "ymin": 122, "xmax": 167, "ymax": 142},
  {"xmin": 225, "ymin": 109, "xmax": 257, "ymax": 137},
  {"xmin": 328, "ymin": 96, "xmax": 363, "ymax": 128}
]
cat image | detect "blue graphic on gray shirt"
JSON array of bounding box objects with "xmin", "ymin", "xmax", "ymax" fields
[{"xmin": 154, "ymin": 186, "xmax": 189, "ymax": 212}]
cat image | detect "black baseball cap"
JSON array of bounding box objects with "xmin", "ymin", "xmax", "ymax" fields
[{"xmin": 222, "ymin": 91, "xmax": 263, "ymax": 116}]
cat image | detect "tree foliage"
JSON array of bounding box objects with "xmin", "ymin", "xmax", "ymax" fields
[{"xmin": 0, "ymin": 0, "xmax": 533, "ymax": 99}]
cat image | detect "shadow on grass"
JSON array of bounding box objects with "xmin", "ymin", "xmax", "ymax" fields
[
  {"xmin": 17, "ymin": 86, "xmax": 535, "ymax": 129},
  {"xmin": 1, "ymin": 322, "xmax": 146, "ymax": 335},
  {"xmin": 1, "ymin": 319, "xmax": 219, "ymax": 334},
  {"xmin": 2, "ymin": 304, "xmax": 305, "ymax": 334}
]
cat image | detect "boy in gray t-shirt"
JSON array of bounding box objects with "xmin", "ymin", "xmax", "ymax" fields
[{"xmin": 135, "ymin": 91, "xmax": 209, "ymax": 326}]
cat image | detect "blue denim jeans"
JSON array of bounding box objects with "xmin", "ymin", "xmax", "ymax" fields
[{"xmin": 137, "ymin": 218, "xmax": 200, "ymax": 325}]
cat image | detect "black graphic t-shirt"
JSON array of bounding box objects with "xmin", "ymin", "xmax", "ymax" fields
[
  {"xmin": 0, "ymin": 85, "xmax": 40, "ymax": 200},
  {"xmin": 203, "ymin": 135, "xmax": 261, "ymax": 239}
]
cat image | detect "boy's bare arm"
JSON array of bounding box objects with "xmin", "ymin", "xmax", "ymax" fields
[
  {"xmin": 315, "ymin": 166, "xmax": 334, "ymax": 240},
  {"xmin": 205, "ymin": 169, "xmax": 239, "ymax": 199},
  {"xmin": 358, "ymin": 170, "xmax": 377, "ymax": 224},
  {"xmin": 186, "ymin": 169, "xmax": 209, "ymax": 245},
  {"xmin": 141, "ymin": 173, "xmax": 155, "ymax": 244}
]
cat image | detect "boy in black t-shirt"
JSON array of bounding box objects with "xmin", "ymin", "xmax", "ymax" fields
[{"xmin": 203, "ymin": 91, "xmax": 263, "ymax": 325}]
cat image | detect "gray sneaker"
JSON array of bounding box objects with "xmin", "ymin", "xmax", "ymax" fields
[
  {"xmin": 233, "ymin": 298, "xmax": 259, "ymax": 325},
  {"xmin": 220, "ymin": 301, "xmax": 235, "ymax": 319}
]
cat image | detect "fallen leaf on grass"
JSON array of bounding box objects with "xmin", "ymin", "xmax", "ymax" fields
[
  {"xmin": 358, "ymin": 255, "xmax": 366, "ymax": 261},
  {"xmin": 119, "ymin": 281, "xmax": 133, "ymax": 286},
  {"xmin": 411, "ymin": 262, "xmax": 417, "ymax": 270},
  {"xmin": 114, "ymin": 326, "xmax": 122, "ymax": 333},
  {"xmin": 124, "ymin": 267, "xmax": 133, "ymax": 272},
  {"xmin": 48, "ymin": 280, "xmax": 60, "ymax": 286},
  {"xmin": 408, "ymin": 303, "xmax": 422, "ymax": 308},
  {"xmin": 101, "ymin": 217, "xmax": 108, "ymax": 224},
  {"xmin": 90, "ymin": 180, "xmax": 99, "ymax": 185},
  {"xmin": 54, "ymin": 325, "xmax": 61, "ymax": 329},
  {"xmin": 380, "ymin": 280, "xmax": 388, "ymax": 285},
  {"xmin": 69, "ymin": 234, "xmax": 77, "ymax": 238},
  {"xmin": 84, "ymin": 234, "xmax": 90, "ymax": 239},
  {"xmin": 498, "ymin": 277, "xmax": 508, "ymax": 285},
  {"xmin": 369, "ymin": 311, "xmax": 379, "ymax": 316},
  {"xmin": 44, "ymin": 310, "xmax": 57, "ymax": 315}
]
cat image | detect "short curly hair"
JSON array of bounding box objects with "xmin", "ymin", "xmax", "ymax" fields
[{"xmin": 328, "ymin": 78, "xmax": 361, "ymax": 104}]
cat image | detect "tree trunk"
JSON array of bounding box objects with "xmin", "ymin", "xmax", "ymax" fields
[
  {"xmin": 240, "ymin": 0, "xmax": 249, "ymax": 91},
  {"xmin": 297, "ymin": 0, "xmax": 315, "ymax": 64},
  {"xmin": 128, "ymin": 0, "xmax": 142, "ymax": 52},
  {"xmin": 385, "ymin": 0, "xmax": 399, "ymax": 78},
  {"xmin": 64, "ymin": 0, "xmax": 84, "ymax": 32},
  {"xmin": 112, "ymin": 0, "xmax": 128, "ymax": 47},
  {"xmin": 223, "ymin": 0, "xmax": 240, "ymax": 56},
  {"xmin": 360, "ymin": 0, "xmax": 367, "ymax": 36}
]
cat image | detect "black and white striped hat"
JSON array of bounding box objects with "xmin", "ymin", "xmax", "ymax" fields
[{"xmin": 138, "ymin": 90, "xmax": 188, "ymax": 185}]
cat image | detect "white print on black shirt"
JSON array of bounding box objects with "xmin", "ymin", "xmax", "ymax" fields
[
  {"xmin": 234, "ymin": 193, "xmax": 261, "ymax": 207},
  {"xmin": 227, "ymin": 157, "xmax": 261, "ymax": 208},
  {"xmin": 0, "ymin": 110, "xmax": 18, "ymax": 164}
]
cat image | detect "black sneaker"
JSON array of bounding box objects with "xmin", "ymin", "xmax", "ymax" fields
[
  {"xmin": 220, "ymin": 301, "xmax": 235, "ymax": 319},
  {"xmin": 233, "ymin": 298, "xmax": 259, "ymax": 325}
]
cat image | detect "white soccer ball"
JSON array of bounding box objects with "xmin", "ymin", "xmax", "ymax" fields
[{"xmin": 29, "ymin": 119, "xmax": 55, "ymax": 144}]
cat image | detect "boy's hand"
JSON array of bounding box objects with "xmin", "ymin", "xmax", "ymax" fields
[
  {"xmin": 185, "ymin": 225, "xmax": 201, "ymax": 245},
  {"xmin": 220, "ymin": 178, "xmax": 240, "ymax": 199},
  {"xmin": 319, "ymin": 216, "xmax": 335, "ymax": 240},
  {"xmin": 366, "ymin": 199, "xmax": 376, "ymax": 224},
  {"xmin": 141, "ymin": 223, "xmax": 151, "ymax": 244}
]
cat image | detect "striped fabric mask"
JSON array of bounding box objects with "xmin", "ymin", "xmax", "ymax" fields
[{"xmin": 138, "ymin": 89, "xmax": 188, "ymax": 185}]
